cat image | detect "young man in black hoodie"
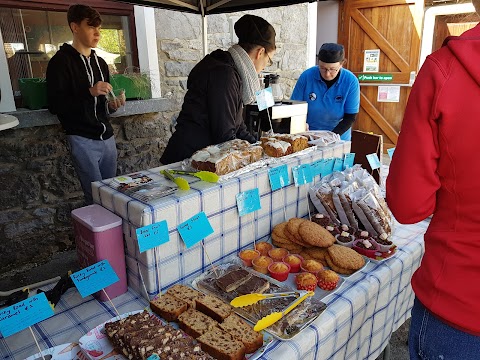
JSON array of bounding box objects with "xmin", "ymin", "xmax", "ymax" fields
[{"xmin": 47, "ymin": 4, "xmax": 124, "ymax": 204}]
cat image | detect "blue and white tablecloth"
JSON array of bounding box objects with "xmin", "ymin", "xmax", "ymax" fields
[
  {"xmin": 0, "ymin": 219, "xmax": 428, "ymax": 360},
  {"xmin": 91, "ymin": 142, "xmax": 350, "ymax": 298}
]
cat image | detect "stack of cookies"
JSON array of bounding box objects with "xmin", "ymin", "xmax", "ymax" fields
[{"xmin": 271, "ymin": 217, "xmax": 365, "ymax": 275}]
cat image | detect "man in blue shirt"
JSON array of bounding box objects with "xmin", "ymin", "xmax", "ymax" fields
[{"xmin": 291, "ymin": 43, "xmax": 360, "ymax": 141}]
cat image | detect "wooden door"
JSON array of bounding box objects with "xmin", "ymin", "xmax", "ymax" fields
[{"xmin": 338, "ymin": 0, "xmax": 424, "ymax": 151}]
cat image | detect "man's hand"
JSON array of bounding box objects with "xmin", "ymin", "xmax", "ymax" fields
[
  {"xmin": 89, "ymin": 81, "xmax": 113, "ymax": 97},
  {"xmin": 108, "ymin": 90, "xmax": 126, "ymax": 111}
]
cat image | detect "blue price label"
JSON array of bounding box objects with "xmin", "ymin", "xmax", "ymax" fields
[
  {"xmin": 70, "ymin": 260, "xmax": 119, "ymax": 298},
  {"xmin": 292, "ymin": 164, "xmax": 313, "ymax": 186},
  {"xmin": 310, "ymin": 159, "xmax": 325, "ymax": 178},
  {"xmin": 177, "ymin": 212, "xmax": 214, "ymax": 249},
  {"xmin": 255, "ymin": 87, "xmax": 275, "ymax": 111},
  {"xmin": 387, "ymin": 147, "xmax": 395, "ymax": 159},
  {"xmin": 322, "ymin": 158, "xmax": 335, "ymax": 176},
  {"xmin": 136, "ymin": 220, "xmax": 170, "ymax": 253},
  {"xmin": 333, "ymin": 158, "xmax": 344, "ymax": 172},
  {"xmin": 366, "ymin": 153, "xmax": 382, "ymax": 170},
  {"xmin": 0, "ymin": 292, "xmax": 54, "ymax": 338},
  {"xmin": 343, "ymin": 153, "xmax": 355, "ymax": 169},
  {"xmin": 236, "ymin": 188, "xmax": 261, "ymax": 217},
  {"xmin": 268, "ymin": 164, "xmax": 290, "ymax": 191}
]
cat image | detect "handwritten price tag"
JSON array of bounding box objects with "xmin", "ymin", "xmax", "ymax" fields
[
  {"xmin": 236, "ymin": 188, "xmax": 261, "ymax": 216},
  {"xmin": 366, "ymin": 153, "xmax": 382, "ymax": 170},
  {"xmin": 70, "ymin": 260, "xmax": 119, "ymax": 298},
  {"xmin": 387, "ymin": 147, "xmax": 395, "ymax": 159},
  {"xmin": 322, "ymin": 158, "xmax": 335, "ymax": 176},
  {"xmin": 310, "ymin": 159, "xmax": 325, "ymax": 178},
  {"xmin": 343, "ymin": 153, "xmax": 355, "ymax": 169},
  {"xmin": 333, "ymin": 158, "xmax": 344, "ymax": 172},
  {"xmin": 268, "ymin": 165, "xmax": 290, "ymax": 191},
  {"xmin": 177, "ymin": 212, "xmax": 214, "ymax": 249},
  {"xmin": 136, "ymin": 220, "xmax": 170, "ymax": 253},
  {"xmin": 0, "ymin": 292, "xmax": 54, "ymax": 337},
  {"xmin": 292, "ymin": 164, "xmax": 313, "ymax": 186}
]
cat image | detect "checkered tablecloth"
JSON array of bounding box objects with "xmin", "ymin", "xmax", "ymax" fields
[
  {"xmin": 0, "ymin": 220, "xmax": 428, "ymax": 360},
  {"xmin": 91, "ymin": 142, "xmax": 351, "ymax": 298}
]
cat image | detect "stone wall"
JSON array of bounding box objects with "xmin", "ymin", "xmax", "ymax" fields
[
  {"xmin": 156, "ymin": 4, "xmax": 309, "ymax": 115},
  {"xmin": 0, "ymin": 112, "xmax": 172, "ymax": 274}
]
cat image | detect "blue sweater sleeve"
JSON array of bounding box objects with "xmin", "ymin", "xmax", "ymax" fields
[
  {"xmin": 344, "ymin": 76, "xmax": 360, "ymax": 114},
  {"xmin": 291, "ymin": 71, "xmax": 307, "ymax": 101}
]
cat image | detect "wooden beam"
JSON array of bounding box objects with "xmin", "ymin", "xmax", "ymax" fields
[
  {"xmin": 351, "ymin": 8, "xmax": 410, "ymax": 72},
  {"xmin": 360, "ymin": 92, "xmax": 399, "ymax": 144},
  {"xmin": 350, "ymin": 0, "xmax": 416, "ymax": 8}
]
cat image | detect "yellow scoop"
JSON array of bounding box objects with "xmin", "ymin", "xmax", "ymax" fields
[
  {"xmin": 169, "ymin": 170, "xmax": 219, "ymax": 183},
  {"xmin": 161, "ymin": 170, "xmax": 190, "ymax": 191},
  {"xmin": 230, "ymin": 291, "xmax": 298, "ymax": 308},
  {"xmin": 253, "ymin": 291, "xmax": 314, "ymax": 332}
]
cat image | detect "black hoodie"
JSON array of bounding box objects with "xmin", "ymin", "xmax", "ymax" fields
[
  {"xmin": 160, "ymin": 49, "xmax": 256, "ymax": 165},
  {"xmin": 46, "ymin": 43, "xmax": 113, "ymax": 140}
]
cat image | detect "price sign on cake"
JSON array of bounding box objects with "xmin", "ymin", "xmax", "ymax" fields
[
  {"xmin": 333, "ymin": 158, "xmax": 344, "ymax": 172},
  {"xmin": 268, "ymin": 164, "xmax": 290, "ymax": 191},
  {"xmin": 255, "ymin": 87, "xmax": 275, "ymax": 111},
  {"xmin": 292, "ymin": 164, "xmax": 313, "ymax": 186},
  {"xmin": 343, "ymin": 153, "xmax": 355, "ymax": 169},
  {"xmin": 136, "ymin": 220, "xmax": 170, "ymax": 253},
  {"xmin": 178, "ymin": 212, "xmax": 214, "ymax": 249},
  {"xmin": 387, "ymin": 147, "xmax": 395, "ymax": 159},
  {"xmin": 310, "ymin": 159, "xmax": 325, "ymax": 178},
  {"xmin": 236, "ymin": 188, "xmax": 262, "ymax": 216},
  {"xmin": 322, "ymin": 158, "xmax": 335, "ymax": 176},
  {"xmin": 366, "ymin": 153, "xmax": 382, "ymax": 170},
  {"xmin": 70, "ymin": 260, "xmax": 119, "ymax": 298},
  {"xmin": 0, "ymin": 292, "xmax": 54, "ymax": 337}
]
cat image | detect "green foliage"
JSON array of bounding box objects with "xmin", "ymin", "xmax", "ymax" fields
[{"xmin": 98, "ymin": 29, "xmax": 123, "ymax": 54}]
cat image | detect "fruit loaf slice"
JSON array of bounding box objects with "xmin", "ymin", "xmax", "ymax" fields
[
  {"xmin": 166, "ymin": 284, "xmax": 204, "ymax": 308},
  {"xmin": 150, "ymin": 294, "xmax": 188, "ymax": 321},
  {"xmin": 178, "ymin": 308, "xmax": 219, "ymax": 338},
  {"xmin": 197, "ymin": 327, "xmax": 246, "ymax": 360},
  {"xmin": 219, "ymin": 313, "xmax": 263, "ymax": 354},
  {"xmin": 195, "ymin": 294, "xmax": 232, "ymax": 323}
]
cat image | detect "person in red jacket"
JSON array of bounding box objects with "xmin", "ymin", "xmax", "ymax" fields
[{"xmin": 386, "ymin": 1, "xmax": 480, "ymax": 358}]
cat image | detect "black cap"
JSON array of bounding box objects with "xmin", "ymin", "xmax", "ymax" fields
[
  {"xmin": 318, "ymin": 43, "xmax": 345, "ymax": 63},
  {"xmin": 234, "ymin": 15, "xmax": 276, "ymax": 49}
]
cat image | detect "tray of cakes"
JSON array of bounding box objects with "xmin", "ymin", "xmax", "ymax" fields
[
  {"xmin": 191, "ymin": 260, "xmax": 328, "ymax": 341},
  {"xmin": 79, "ymin": 288, "xmax": 275, "ymax": 360}
]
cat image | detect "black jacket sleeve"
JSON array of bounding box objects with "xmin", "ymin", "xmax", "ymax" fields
[
  {"xmin": 236, "ymin": 120, "xmax": 256, "ymax": 143},
  {"xmin": 46, "ymin": 54, "xmax": 91, "ymax": 116},
  {"xmin": 332, "ymin": 113, "xmax": 357, "ymax": 135},
  {"xmin": 207, "ymin": 67, "xmax": 243, "ymax": 143}
]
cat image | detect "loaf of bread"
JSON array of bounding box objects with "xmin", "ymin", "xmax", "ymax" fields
[
  {"xmin": 166, "ymin": 284, "xmax": 204, "ymax": 308},
  {"xmin": 197, "ymin": 327, "xmax": 246, "ymax": 360},
  {"xmin": 178, "ymin": 308, "xmax": 219, "ymax": 338},
  {"xmin": 219, "ymin": 313, "xmax": 263, "ymax": 354},
  {"xmin": 150, "ymin": 293, "xmax": 188, "ymax": 321},
  {"xmin": 195, "ymin": 294, "xmax": 232, "ymax": 323},
  {"xmin": 191, "ymin": 139, "xmax": 263, "ymax": 175},
  {"xmin": 276, "ymin": 133, "xmax": 309, "ymax": 152}
]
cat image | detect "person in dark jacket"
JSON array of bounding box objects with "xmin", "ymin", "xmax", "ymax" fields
[
  {"xmin": 47, "ymin": 4, "xmax": 124, "ymax": 204},
  {"xmin": 160, "ymin": 14, "xmax": 276, "ymax": 165}
]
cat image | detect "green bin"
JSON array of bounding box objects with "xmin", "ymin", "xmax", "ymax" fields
[
  {"xmin": 110, "ymin": 74, "xmax": 152, "ymax": 100},
  {"xmin": 18, "ymin": 78, "xmax": 48, "ymax": 110}
]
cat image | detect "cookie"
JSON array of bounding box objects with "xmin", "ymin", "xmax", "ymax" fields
[
  {"xmin": 327, "ymin": 245, "xmax": 365, "ymax": 271},
  {"xmin": 299, "ymin": 250, "xmax": 314, "ymax": 260},
  {"xmin": 325, "ymin": 253, "xmax": 355, "ymax": 275},
  {"xmin": 271, "ymin": 232, "xmax": 291, "ymax": 245},
  {"xmin": 272, "ymin": 222, "xmax": 288, "ymax": 238},
  {"xmin": 303, "ymin": 247, "xmax": 329, "ymax": 261},
  {"xmin": 298, "ymin": 221, "xmax": 336, "ymax": 247},
  {"xmin": 287, "ymin": 218, "xmax": 306, "ymax": 242},
  {"xmin": 272, "ymin": 240, "xmax": 304, "ymax": 253},
  {"xmin": 284, "ymin": 226, "xmax": 310, "ymax": 247}
]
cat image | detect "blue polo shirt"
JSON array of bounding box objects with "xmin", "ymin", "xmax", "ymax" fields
[{"xmin": 291, "ymin": 66, "xmax": 360, "ymax": 140}]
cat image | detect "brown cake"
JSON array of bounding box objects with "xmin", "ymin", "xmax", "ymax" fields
[
  {"xmin": 178, "ymin": 308, "xmax": 219, "ymax": 338},
  {"xmin": 195, "ymin": 294, "xmax": 232, "ymax": 323},
  {"xmin": 219, "ymin": 313, "xmax": 264, "ymax": 354},
  {"xmin": 262, "ymin": 139, "xmax": 293, "ymax": 157},
  {"xmin": 276, "ymin": 133, "xmax": 309, "ymax": 152},
  {"xmin": 215, "ymin": 268, "xmax": 252, "ymax": 292},
  {"xmin": 150, "ymin": 293, "xmax": 188, "ymax": 321},
  {"xmin": 234, "ymin": 275, "xmax": 270, "ymax": 295},
  {"xmin": 166, "ymin": 284, "xmax": 205, "ymax": 308},
  {"xmin": 197, "ymin": 327, "xmax": 246, "ymax": 360}
]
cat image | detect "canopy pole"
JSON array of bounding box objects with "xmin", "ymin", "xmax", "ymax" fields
[{"xmin": 201, "ymin": 1, "xmax": 208, "ymax": 57}]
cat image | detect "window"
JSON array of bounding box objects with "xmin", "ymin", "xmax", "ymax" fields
[{"xmin": 0, "ymin": 7, "xmax": 134, "ymax": 105}]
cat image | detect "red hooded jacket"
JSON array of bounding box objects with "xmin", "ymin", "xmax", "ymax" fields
[{"xmin": 387, "ymin": 24, "xmax": 480, "ymax": 335}]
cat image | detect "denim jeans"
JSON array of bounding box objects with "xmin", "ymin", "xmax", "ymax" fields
[
  {"xmin": 67, "ymin": 135, "xmax": 117, "ymax": 204},
  {"xmin": 409, "ymin": 298, "xmax": 480, "ymax": 360}
]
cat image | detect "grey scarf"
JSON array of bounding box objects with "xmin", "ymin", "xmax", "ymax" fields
[{"xmin": 228, "ymin": 44, "xmax": 261, "ymax": 105}]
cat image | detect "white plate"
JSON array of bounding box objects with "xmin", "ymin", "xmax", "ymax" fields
[{"xmin": 25, "ymin": 343, "xmax": 86, "ymax": 360}]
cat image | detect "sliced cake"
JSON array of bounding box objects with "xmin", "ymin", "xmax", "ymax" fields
[
  {"xmin": 178, "ymin": 308, "xmax": 219, "ymax": 338},
  {"xmin": 195, "ymin": 294, "xmax": 232, "ymax": 323},
  {"xmin": 150, "ymin": 293, "xmax": 188, "ymax": 321},
  {"xmin": 234, "ymin": 275, "xmax": 270, "ymax": 295},
  {"xmin": 219, "ymin": 313, "xmax": 263, "ymax": 354},
  {"xmin": 197, "ymin": 327, "xmax": 246, "ymax": 360},
  {"xmin": 166, "ymin": 284, "xmax": 205, "ymax": 308},
  {"xmin": 215, "ymin": 268, "xmax": 252, "ymax": 292}
]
